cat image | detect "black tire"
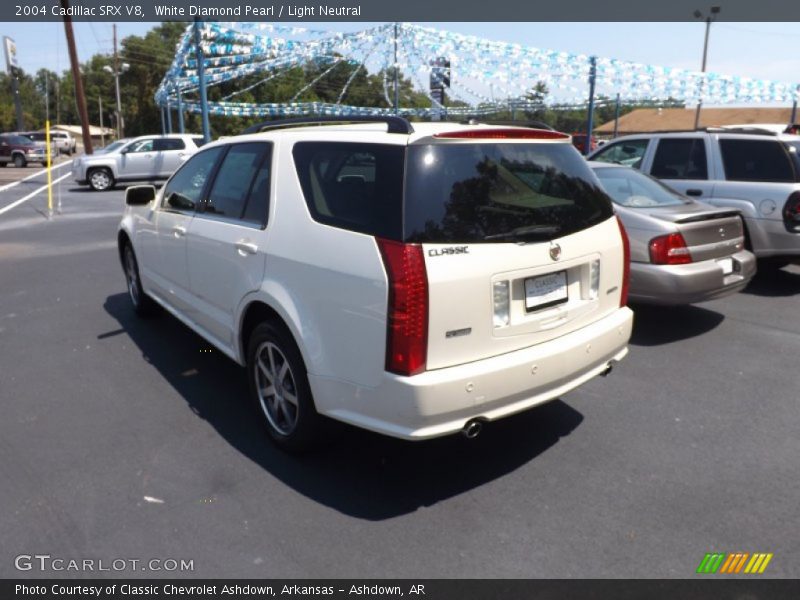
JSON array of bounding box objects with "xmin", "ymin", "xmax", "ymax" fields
[
  {"xmin": 13, "ymin": 154, "xmax": 26, "ymax": 168},
  {"xmin": 247, "ymin": 321, "xmax": 321, "ymax": 452},
  {"xmin": 122, "ymin": 243, "xmax": 159, "ymax": 317},
  {"xmin": 88, "ymin": 167, "xmax": 114, "ymax": 191}
]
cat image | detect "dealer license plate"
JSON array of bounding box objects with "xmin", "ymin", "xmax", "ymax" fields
[{"xmin": 524, "ymin": 271, "xmax": 568, "ymax": 312}]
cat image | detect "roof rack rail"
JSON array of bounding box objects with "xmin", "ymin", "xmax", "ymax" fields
[
  {"xmin": 242, "ymin": 116, "xmax": 414, "ymax": 135},
  {"xmin": 707, "ymin": 126, "xmax": 781, "ymax": 136}
]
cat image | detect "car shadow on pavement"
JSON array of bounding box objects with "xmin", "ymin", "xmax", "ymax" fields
[
  {"xmin": 629, "ymin": 303, "xmax": 725, "ymax": 347},
  {"xmin": 742, "ymin": 265, "xmax": 800, "ymax": 297},
  {"xmin": 102, "ymin": 293, "xmax": 584, "ymax": 520}
]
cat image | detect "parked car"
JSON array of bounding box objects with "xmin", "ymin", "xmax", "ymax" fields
[
  {"xmin": 590, "ymin": 162, "xmax": 756, "ymax": 304},
  {"xmin": 571, "ymin": 133, "xmax": 597, "ymax": 154},
  {"xmin": 18, "ymin": 131, "xmax": 57, "ymax": 159},
  {"xmin": 46, "ymin": 130, "xmax": 77, "ymax": 155},
  {"xmin": 0, "ymin": 133, "xmax": 47, "ymax": 167},
  {"xmin": 587, "ymin": 129, "xmax": 800, "ymax": 265},
  {"xmin": 118, "ymin": 117, "xmax": 634, "ymax": 451},
  {"xmin": 72, "ymin": 134, "xmax": 205, "ymax": 191}
]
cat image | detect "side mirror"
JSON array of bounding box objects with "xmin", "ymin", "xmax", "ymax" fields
[
  {"xmin": 125, "ymin": 185, "xmax": 156, "ymax": 206},
  {"xmin": 120, "ymin": 147, "xmax": 129, "ymax": 155}
]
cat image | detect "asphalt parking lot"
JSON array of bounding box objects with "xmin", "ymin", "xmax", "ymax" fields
[{"xmin": 1, "ymin": 173, "xmax": 799, "ymax": 579}]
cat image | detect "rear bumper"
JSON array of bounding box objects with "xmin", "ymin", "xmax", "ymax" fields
[
  {"xmin": 309, "ymin": 307, "xmax": 633, "ymax": 440},
  {"xmin": 629, "ymin": 249, "xmax": 756, "ymax": 305},
  {"xmin": 746, "ymin": 217, "xmax": 800, "ymax": 258}
]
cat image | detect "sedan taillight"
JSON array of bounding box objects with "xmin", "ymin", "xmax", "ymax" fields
[{"xmin": 649, "ymin": 233, "xmax": 692, "ymax": 265}]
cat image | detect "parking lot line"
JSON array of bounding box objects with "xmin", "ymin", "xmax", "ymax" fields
[
  {"xmin": 0, "ymin": 160, "xmax": 71, "ymax": 194},
  {"xmin": 0, "ymin": 172, "xmax": 72, "ymax": 216}
]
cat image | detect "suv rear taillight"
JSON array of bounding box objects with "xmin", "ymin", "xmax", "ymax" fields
[
  {"xmin": 377, "ymin": 239, "xmax": 429, "ymax": 376},
  {"xmin": 782, "ymin": 191, "xmax": 800, "ymax": 232},
  {"xmin": 649, "ymin": 232, "xmax": 692, "ymax": 265},
  {"xmin": 617, "ymin": 216, "xmax": 631, "ymax": 307}
]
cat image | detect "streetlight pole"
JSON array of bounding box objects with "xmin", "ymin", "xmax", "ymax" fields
[{"xmin": 693, "ymin": 6, "xmax": 720, "ymax": 130}]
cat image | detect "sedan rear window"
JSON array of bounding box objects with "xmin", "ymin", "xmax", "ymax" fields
[
  {"xmin": 404, "ymin": 143, "xmax": 613, "ymax": 243},
  {"xmin": 593, "ymin": 166, "xmax": 686, "ymax": 207}
]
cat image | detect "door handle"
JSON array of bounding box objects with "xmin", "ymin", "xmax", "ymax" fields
[
  {"xmin": 686, "ymin": 189, "xmax": 703, "ymax": 197},
  {"xmin": 172, "ymin": 225, "xmax": 187, "ymax": 238},
  {"xmin": 235, "ymin": 240, "xmax": 258, "ymax": 256}
]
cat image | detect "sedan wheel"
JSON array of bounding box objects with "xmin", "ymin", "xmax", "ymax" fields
[{"xmin": 89, "ymin": 168, "xmax": 114, "ymax": 191}]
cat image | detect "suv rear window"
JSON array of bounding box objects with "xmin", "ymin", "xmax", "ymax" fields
[
  {"xmin": 293, "ymin": 141, "xmax": 612, "ymax": 243},
  {"xmin": 719, "ymin": 139, "xmax": 797, "ymax": 182},
  {"xmin": 404, "ymin": 143, "xmax": 613, "ymax": 243}
]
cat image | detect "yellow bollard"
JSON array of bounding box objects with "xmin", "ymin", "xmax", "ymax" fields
[{"xmin": 46, "ymin": 120, "xmax": 53, "ymax": 217}]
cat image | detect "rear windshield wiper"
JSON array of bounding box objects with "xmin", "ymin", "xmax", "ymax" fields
[{"xmin": 483, "ymin": 224, "xmax": 561, "ymax": 242}]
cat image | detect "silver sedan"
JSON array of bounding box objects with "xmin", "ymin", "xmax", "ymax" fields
[{"xmin": 590, "ymin": 162, "xmax": 757, "ymax": 305}]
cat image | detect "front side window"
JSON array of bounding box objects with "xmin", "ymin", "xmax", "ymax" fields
[
  {"xmin": 162, "ymin": 147, "xmax": 224, "ymax": 212},
  {"xmin": 651, "ymin": 138, "xmax": 708, "ymax": 180},
  {"xmin": 405, "ymin": 143, "xmax": 613, "ymax": 243},
  {"xmin": 205, "ymin": 143, "xmax": 270, "ymax": 222},
  {"xmin": 719, "ymin": 139, "xmax": 796, "ymax": 182},
  {"xmin": 592, "ymin": 139, "xmax": 649, "ymax": 169},
  {"xmin": 127, "ymin": 139, "xmax": 154, "ymax": 153}
]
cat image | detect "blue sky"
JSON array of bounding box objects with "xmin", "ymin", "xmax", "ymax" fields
[{"xmin": 2, "ymin": 21, "xmax": 799, "ymax": 104}]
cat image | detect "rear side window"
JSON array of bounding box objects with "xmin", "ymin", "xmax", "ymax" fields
[
  {"xmin": 404, "ymin": 143, "xmax": 613, "ymax": 243},
  {"xmin": 651, "ymin": 138, "xmax": 708, "ymax": 179},
  {"xmin": 293, "ymin": 142, "xmax": 403, "ymax": 239},
  {"xmin": 193, "ymin": 136, "xmax": 208, "ymax": 148},
  {"xmin": 154, "ymin": 138, "xmax": 185, "ymax": 151},
  {"xmin": 719, "ymin": 139, "xmax": 796, "ymax": 182},
  {"xmin": 206, "ymin": 143, "xmax": 270, "ymax": 222}
]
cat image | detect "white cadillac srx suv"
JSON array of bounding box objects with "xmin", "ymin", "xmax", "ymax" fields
[{"xmin": 117, "ymin": 117, "xmax": 634, "ymax": 451}]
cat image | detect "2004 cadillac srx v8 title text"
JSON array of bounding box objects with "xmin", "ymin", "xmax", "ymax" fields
[{"xmin": 117, "ymin": 117, "xmax": 633, "ymax": 451}]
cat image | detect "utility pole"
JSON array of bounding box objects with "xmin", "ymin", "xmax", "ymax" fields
[
  {"xmin": 60, "ymin": 0, "xmax": 93, "ymax": 154},
  {"xmin": 99, "ymin": 96, "xmax": 105, "ymax": 147},
  {"xmin": 112, "ymin": 24, "xmax": 124, "ymax": 138},
  {"xmin": 693, "ymin": 6, "xmax": 721, "ymax": 130},
  {"xmin": 393, "ymin": 22, "xmax": 399, "ymax": 115}
]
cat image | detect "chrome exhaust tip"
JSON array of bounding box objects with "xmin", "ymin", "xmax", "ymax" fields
[
  {"xmin": 462, "ymin": 419, "xmax": 484, "ymax": 440},
  {"xmin": 601, "ymin": 360, "xmax": 618, "ymax": 377}
]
